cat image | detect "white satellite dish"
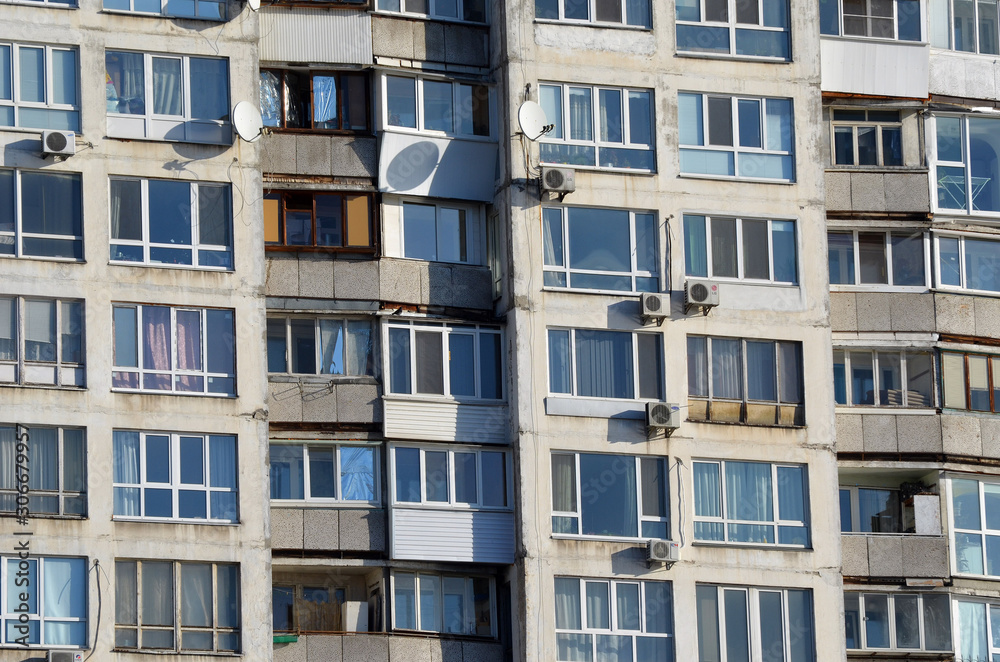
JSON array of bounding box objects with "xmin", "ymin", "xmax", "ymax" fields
[
  {"xmin": 232, "ymin": 101, "xmax": 263, "ymax": 142},
  {"xmin": 247, "ymin": 0, "xmax": 259, "ymax": 11},
  {"xmin": 518, "ymin": 100, "xmax": 549, "ymax": 141}
]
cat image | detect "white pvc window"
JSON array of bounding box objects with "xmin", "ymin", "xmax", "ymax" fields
[
  {"xmin": 831, "ymin": 109, "xmax": 904, "ymax": 166},
  {"xmin": 0, "ymin": 43, "xmax": 80, "ymax": 131},
  {"xmin": 109, "ymin": 178, "xmax": 232, "ymax": 270},
  {"xmin": 839, "ymin": 486, "xmax": 903, "ymax": 533},
  {"xmin": 0, "ymin": 556, "xmax": 88, "ymax": 647},
  {"xmin": 547, "ymin": 328, "xmax": 663, "ymax": 400},
  {"xmin": 0, "ymin": 169, "xmax": 83, "ymax": 261},
  {"xmin": 933, "ymin": 115, "xmax": 1000, "ymax": 215},
  {"xmin": 550, "ymin": 452, "xmax": 668, "ymax": 539},
  {"xmin": 393, "ymin": 572, "xmax": 495, "ymax": 636},
  {"xmin": 386, "ymin": 322, "xmax": 503, "ymax": 400},
  {"xmin": 401, "ymin": 200, "xmax": 483, "ymax": 265},
  {"xmin": 832, "ymin": 349, "xmax": 935, "ymax": 408},
  {"xmin": 376, "ymin": 0, "xmax": 486, "ymax": 23},
  {"xmin": 0, "ymin": 296, "xmax": 84, "ymax": 388},
  {"xmin": 685, "ymin": 215, "xmax": 797, "ymax": 284},
  {"xmin": 554, "ymin": 577, "xmax": 673, "ymax": 662},
  {"xmin": 0, "ymin": 424, "xmax": 86, "ymax": 517},
  {"xmin": 679, "ymin": 92, "xmax": 794, "ymax": 181},
  {"xmin": 536, "ymin": 0, "xmax": 651, "ymax": 28},
  {"xmin": 269, "ymin": 443, "xmax": 379, "ymax": 505},
  {"xmin": 266, "ymin": 317, "xmax": 375, "ymax": 377},
  {"xmin": 844, "ymin": 592, "xmax": 952, "ymax": 652},
  {"xmin": 950, "ymin": 477, "xmax": 1000, "ymax": 577},
  {"xmin": 696, "ymin": 585, "xmax": 815, "ymax": 662},
  {"xmin": 392, "ymin": 445, "xmax": 510, "ymax": 510},
  {"xmin": 948, "ymin": 0, "xmax": 1000, "ymax": 53},
  {"xmin": 819, "ymin": 0, "xmax": 921, "ymax": 40},
  {"xmin": 103, "ymin": 0, "xmax": 224, "ymax": 20},
  {"xmin": 828, "ymin": 230, "xmax": 929, "ymax": 288},
  {"xmin": 935, "ymin": 232, "xmax": 1000, "ymax": 294},
  {"xmin": 111, "ymin": 304, "xmax": 235, "ymax": 396},
  {"xmin": 384, "ymin": 75, "xmax": 493, "ymax": 138},
  {"xmin": 542, "ymin": 206, "xmax": 659, "ymax": 293},
  {"xmin": 539, "ymin": 83, "xmax": 655, "ymax": 171},
  {"xmin": 675, "ymin": 0, "xmax": 790, "ymax": 59},
  {"xmin": 693, "ymin": 459, "xmax": 809, "ymax": 547},
  {"xmin": 112, "ymin": 430, "xmax": 238, "ymax": 523},
  {"xmin": 956, "ymin": 599, "xmax": 1000, "ymax": 661}
]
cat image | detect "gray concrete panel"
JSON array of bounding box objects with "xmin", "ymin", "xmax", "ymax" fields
[
  {"xmin": 462, "ymin": 641, "xmax": 504, "ymax": 662},
  {"xmin": 901, "ymin": 536, "xmax": 949, "ymax": 578},
  {"xmin": 266, "ymin": 255, "xmax": 301, "ymax": 298},
  {"xmin": 307, "ymin": 635, "xmax": 344, "ymax": 662},
  {"xmin": 451, "ymin": 265, "xmax": 493, "ymax": 309},
  {"xmin": 270, "ymin": 507, "xmax": 304, "ymax": 549},
  {"xmin": 841, "ymin": 535, "xmax": 869, "ymax": 576},
  {"xmin": 428, "ymin": 263, "xmax": 456, "ymax": 305},
  {"xmin": 883, "ymin": 172, "xmax": 931, "ymax": 212},
  {"xmin": 337, "ymin": 383, "xmax": 381, "ymax": 423},
  {"xmin": 976, "ymin": 296, "xmax": 1000, "ymax": 340},
  {"xmin": 334, "ymin": 259, "xmax": 380, "ymax": 301},
  {"xmin": 855, "ymin": 293, "xmax": 892, "ymax": 332},
  {"xmin": 422, "ymin": 20, "xmax": 446, "ymax": 61},
  {"xmin": 298, "ymin": 254, "xmax": 337, "ymax": 299},
  {"xmin": 982, "ymin": 416, "xmax": 1000, "ymax": 460},
  {"xmin": 829, "ymin": 292, "xmax": 857, "ymax": 332},
  {"xmin": 274, "ymin": 638, "xmax": 308, "ymax": 662},
  {"xmin": 380, "ymin": 258, "xmax": 426, "ymax": 305},
  {"xmin": 263, "ymin": 133, "xmax": 299, "ymax": 175},
  {"xmin": 331, "ymin": 137, "xmax": 378, "ymax": 177},
  {"xmin": 390, "ymin": 635, "xmax": 432, "ymax": 660},
  {"xmin": 824, "ymin": 171, "xmax": 852, "ymax": 211},
  {"xmin": 889, "ymin": 293, "xmax": 935, "ymax": 332},
  {"xmin": 942, "ymin": 414, "xmax": 983, "ymax": 457},
  {"xmin": 303, "ymin": 509, "xmax": 340, "ymax": 550},
  {"xmin": 836, "ymin": 414, "xmax": 864, "ymax": 452},
  {"xmin": 268, "ymin": 381, "xmax": 305, "ymax": 422},
  {"xmin": 372, "ymin": 15, "xmax": 414, "ymax": 59},
  {"xmin": 339, "ymin": 508, "xmax": 387, "ymax": 552},
  {"xmin": 896, "ymin": 414, "xmax": 942, "ymax": 454},
  {"xmin": 935, "ymin": 293, "xmax": 976, "ymax": 335},
  {"xmin": 300, "ymin": 385, "xmax": 339, "ymax": 422},
  {"xmin": 343, "ymin": 632, "xmax": 390, "ymax": 662},
  {"xmin": 862, "ymin": 414, "xmax": 898, "ymax": 453},
  {"xmin": 445, "ymin": 25, "xmax": 488, "ymax": 67},
  {"xmin": 867, "ymin": 535, "xmax": 904, "ymax": 577},
  {"xmin": 850, "ymin": 173, "xmax": 887, "ymax": 212},
  {"xmin": 296, "ymin": 135, "xmax": 335, "ymax": 176}
]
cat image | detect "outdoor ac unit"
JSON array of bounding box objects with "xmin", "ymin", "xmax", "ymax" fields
[
  {"xmin": 685, "ymin": 279, "xmax": 720, "ymax": 314},
  {"xmin": 646, "ymin": 402, "xmax": 680, "ymax": 431},
  {"xmin": 541, "ymin": 166, "xmax": 575, "ymax": 193},
  {"xmin": 640, "ymin": 292, "xmax": 669, "ymax": 325},
  {"xmin": 647, "ymin": 539, "xmax": 680, "ymax": 564},
  {"xmin": 41, "ymin": 130, "xmax": 75, "ymax": 157},
  {"xmin": 47, "ymin": 651, "xmax": 84, "ymax": 662}
]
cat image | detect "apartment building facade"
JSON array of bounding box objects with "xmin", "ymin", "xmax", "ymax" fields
[{"xmin": 0, "ymin": 0, "xmax": 271, "ymax": 660}]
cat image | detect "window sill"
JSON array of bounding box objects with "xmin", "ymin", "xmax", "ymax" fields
[
  {"xmin": 679, "ymin": 172, "xmax": 795, "ymax": 185},
  {"xmin": 383, "ymin": 394, "xmax": 505, "ymax": 406},
  {"xmin": 835, "ymin": 406, "xmax": 938, "ymax": 415},
  {"xmin": 271, "ymin": 501, "xmax": 381, "ymax": 509},
  {"xmin": 841, "ymin": 532, "xmax": 944, "ymax": 537},
  {"xmin": 268, "ymin": 374, "xmax": 378, "ymax": 385},
  {"xmin": 829, "ymin": 285, "xmax": 929, "ymax": 293},
  {"xmin": 692, "ymin": 540, "xmax": 810, "ymax": 551},
  {"xmin": 393, "ymin": 504, "xmax": 513, "ymax": 514},
  {"xmin": 1, "ymin": 0, "xmax": 77, "ymax": 7},
  {"xmin": 0, "ymin": 511, "xmax": 86, "ymax": 520},
  {"xmin": 544, "ymin": 396, "xmax": 647, "ymax": 420},
  {"xmin": 538, "ymin": 159, "xmax": 656, "ymax": 175},
  {"xmin": 533, "ymin": 18, "xmax": 651, "ymax": 32},
  {"xmin": 374, "ymin": 9, "xmax": 488, "ymax": 27},
  {"xmin": 112, "ymin": 649, "xmax": 241, "ymax": 656},
  {"xmin": 820, "ymin": 33, "xmax": 928, "ymax": 48},
  {"xmin": 845, "ymin": 650, "xmax": 953, "ymax": 659},
  {"xmin": 264, "ymin": 127, "xmax": 373, "ymax": 137},
  {"xmin": 0, "ymin": 382, "xmax": 86, "ymax": 391},
  {"xmin": 541, "ymin": 286, "xmax": 645, "ymax": 298},
  {"xmin": 382, "ymin": 126, "xmax": 497, "ymax": 144},
  {"xmin": 113, "ymin": 517, "xmax": 239, "ymax": 526},
  {"xmin": 686, "ymin": 278, "xmax": 798, "ymax": 289},
  {"xmin": 551, "ymin": 534, "xmax": 667, "ymax": 544},
  {"xmin": 100, "ymin": 7, "xmax": 225, "ymax": 20},
  {"xmin": 674, "ymin": 50, "xmax": 790, "ymax": 64},
  {"xmin": 825, "ymin": 166, "xmax": 927, "ymax": 174},
  {"xmin": 0, "ymin": 254, "xmax": 84, "ymax": 264},
  {"xmin": 686, "ymin": 417, "xmax": 805, "ymax": 430},
  {"xmin": 109, "ymin": 260, "xmax": 233, "ymax": 273},
  {"xmin": 111, "ymin": 389, "xmax": 236, "ymax": 399}
]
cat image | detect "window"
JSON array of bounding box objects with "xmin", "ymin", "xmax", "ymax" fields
[
  {"xmin": 384, "ymin": 75, "xmax": 492, "ymax": 138},
  {"xmin": 536, "ymin": 0, "xmax": 651, "ymax": 28},
  {"xmin": 103, "ymin": 0, "xmax": 223, "ymax": 19},
  {"xmin": 940, "ymin": 351, "xmax": 1000, "ymax": 413},
  {"xmin": 831, "ymin": 109, "xmax": 903, "ymax": 166},
  {"xmin": 1, "ymin": 0, "xmax": 75, "ymax": 6},
  {"xmin": 845, "ymin": 592, "xmax": 952, "ymax": 652},
  {"xmin": 684, "ymin": 215, "xmax": 797, "ymax": 284},
  {"xmin": 112, "ymin": 430, "xmax": 238, "ymax": 523},
  {"xmin": 554, "ymin": 577, "xmax": 673, "ymax": 662},
  {"xmin": 270, "ymin": 443, "xmax": 378, "ymax": 504},
  {"xmin": 933, "ymin": 115, "xmax": 1000, "ymax": 214},
  {"xmin": 105, "ymin": 51, "xmax": 230, "ymax": 145},
  {"xmin": 676, "ymin": 0, "xmax": 790, "ymax": 59},
  {"xmin": 392, "ymin": 445, "xmax": 510, "ymax": 509},
  {"xmin": 547, "ymin": 328, "xmax": 663, "ymax": 401},
  {"xmin": 936, "ymin": 232, "xmax": 1000, "ymax": 293},
  {"xmin": 828, "ymin": 230, "xmax": 928, "ymax": 287},
  {"xmin": 956, "ymin": 599, "xmax": 1000, "ymax": 661},
  {"xmin": 687, "ymin": 336, "xmax": 803, "ymax": 425},
  {"xmin": 0, "ymin": 296, "xmax": 84, "ymax": 388},
  {"xmin": 263, "ymin": 191, "xmax": 373, "ymax": 251},
  {"xmin": 947, "ymin": 0, "xmax": 1000, "ymax": 53},
  {"xmin": 0, "ymin": 424, "xmax": 85, "ymax": 517},
  {"xmin": 377, "ymin": 0, "xmax": 486, "ymax": 22},
  {"xmin": 693, "ymin": 460, "xmax": 809, "ymax": 546},
  {"xmin": 696, "ymin": 585, "xmax": 814, "ymax": 662},
  {"xmin": 950, "ymin": 477, "xmax": 1000, "ymax": 576},
  {"xmin": 272, "ymin": 585, "xmax": 346, "ymax": 633},
  {"xmin": 386, "ymin": 322, "xmax": 503, "ymax": 400},
  {"xmin": 112, "ymin": 304, "xmax": 235, "ymax": 396},
  {"xmin": 0, "ymin": 169, "xmax": 82, "ymax": 260},
  {"xmin": 833, "ymin": 349, "xmax": 935, "ymax": 408},
  {"xmin": 0, "ymin": 556, "xmax": 87, "ymax": 647},
  {"xmin": 401, "ymin": 200, "xmax": 483, "ymax": 264},
  {"xmin": 839, "ymin": 486, "xmax": 902, "ymax": 532},
  {"xmin": 266, "ymin": 317, "xmax": 375, "ymax": 376},
  {"xmin": 819, "ymin": 0, "xmax": 921, "ymax": 40},
  {"xmin": 393, "ymin": 572, "xmax": 494, "ymax": 636},
  {"xmin": 260, "ymin": 70, "xmax": 368, "ymax": 132},
  {"xmin": 539, "ymin": 83, "xmax": 654, "ymax": 171},
  {"xmin": 679, "ymin": 93, "xmax": 794, "ymax": 181},
  {"xmin": 550, "ymin": 452, "xmax": 668, "ymax": 539},
  {"xmin": 0, "ymin": 43, "xmax": 79, "ymax": 131},
  {"xmin": 115, "ymin": 560, "xmax": 240, "ymax": 652},
  {"xmin": 543, "ymin": 206, "xmax": 659, "ymax": 293},
  {"xmin": 109, "ymin": 177, "xmax": 232, "ymax": 269}
]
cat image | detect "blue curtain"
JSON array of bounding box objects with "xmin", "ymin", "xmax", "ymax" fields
[
  {"xmin": 726, "ymin": 462, "xmax": 772, "ymax": 522},
  {"xmin": 575, "ymin": 330, "xmax": 634, "ymax": 399}
]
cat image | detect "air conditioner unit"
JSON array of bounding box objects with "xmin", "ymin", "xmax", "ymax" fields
[
  {"xmin": 47, "ymin": 651, "xmax": 84, "ymax": 662},
  {"xmin": 541, "ymin": 166, "xmax": 575, "ymax": 193},
  {"xmin": 647, "ymin": 539, "xmax": 680, "ymax": 564},
  {"xmin": 647, "ymin": 402, "xmax": 680, "ymax": 431},
  {"xmin": 41, "ymin": 130, "xmax": 75, "ymax": 157},
  {"xmin": 685, "ymin": 279, "xmax": 720, "ymax": 314},
  {"xmin": 640, "ymin": 292, "xmax": 669, "ymax": 325}
]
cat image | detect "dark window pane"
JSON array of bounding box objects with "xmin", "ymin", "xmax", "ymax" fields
[
  {"xmin": 834, "ymin": 126, "xmax": 854, "ymax": 165},
  {"xmin": 20, "ymin": 172, "xmax": 82, "ymax": 237},
  {"xmin": 858, "ymin": 233, "xmax": 887, "ymax": 284},
  {"xmin": 148, "ymin": 180, "xmax": 192, "ymax": 247},
  {"xmin": 110, "ymin": 179, "xmax": 142, "ymax": 241},
  {"xmin": 741, "ymin": 219, "xmax": 769, "ymax": 279},
  {"xmin": 580, "ymin": 454, "xmax": 637, "ymax": 537},
  {"xmin": 710, "ymin": 218, "xmax": 738, "ymax": 278},
  {"xmin": 857, "ymin": 126, "xmax": 877, "ymax": 166},
  {"xmin": 890, "ymin": 233, "xmax": 925, "ymax": 286},
  {"xmin": 415, "ymin": 331, "xmax": 444, "ymax": 394},
  {"xmin": 708, "ymin": 97, "xmax": 734, "ymax": 146}
]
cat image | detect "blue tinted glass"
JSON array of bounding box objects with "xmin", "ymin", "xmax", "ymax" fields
[
  {"xmin": 628, "ymin": 91, "xmax": 652, "ymax": 146},
  {"xmin": 735, "ymin": 29, "xmax": 790, "ymax": 58},
  {"xmin": 149, "ymin": 180, "xmax": 192, "ymax": 245},
  {"xmin": 448, "ymin": 334, "xmax": 476, "ymax": 396},
  {"xmin": 819, "ymin": 0, "xmax": 839, "ymax": 33},
  {"xmin": 839, "ymin": 489, "xmax": 852, "ymax": 531},
  {"xmin": 897, "ymin": 0, "xmax": 921, "ymax": 40},
  {"xmin": 681, "ymin": 149, "xmax": 735, "ymax": 176},
  {"xmin": 567, "ymin": 207, "xmax": 631, "ymax": 272},
  {"xmin": 738, "ymin": 100, "xmax": 761, "ymax": 148},
  {"xmin": 574, "ymin": 330, "xmax": 634, "ymax": 399},
  {"xmin": 580, "ymin": 454, "xmax": 637, "ymax": 537},
  {"xmin": 394, "ymin": 447, "xmax": 420, "ymax": 502},
  {"xmin": 144, "ymin": 488, "xmax": 172, "ymax": 517},
  {"xmin": 179, "ymin": 437, "xmax": 204, "ymax": 485},
  {"xmin": 678, "ymin": 93, "xmax": 704, "ymax": 145},
  {"xmin": 389, "ymin": 328, "xmax": 412, "ymax": 394},
  {"xmin": 676, "ymin": 0, "xmax": 700, "ymax": 20},
  {"xmin": 548, "ymin": 329, "xmax": 571, "ymax": 393},
  {"xmin": 145, "ymin": 436, "xmax": 170, "ymax": 483}
]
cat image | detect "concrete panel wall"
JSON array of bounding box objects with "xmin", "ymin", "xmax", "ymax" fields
[
  {"xmin": 835, "ymin": 413, "xmax": 942, "ymax": 453},
  {"xmin": 268, "ymin": 379, "xmax": 382, "ymax": 424},
  {"xmin": 371, "ymin": 15, "xmax": 489, "ymax": 67},
  {"xmin": 824, "ymin": 171, "xmax": 930, "ymax": 213},
  {"xmin": 829, "ymin": 292, "xmax": 997, "ymax": 335},
  {"xmin": 380, "ymin": 258, "xmax": 494, "ymax": 309},
  {"xmin": 274, "ymin": 634, "xmax": 504, "ymax": 662},
  {"xmin": 841, "ymin": 535, "xmax": 948, "ymax": 579},
  {"xmin": 261, "ymin": 134, "xmax": 378, "ymax": 178},
  {"xmin": 270, "ymin": 507, "xmax": 386, "ymax": 552},
  {"xmin": 930, "ymin": 48, "xmax": 1000, "ymax": 100}
]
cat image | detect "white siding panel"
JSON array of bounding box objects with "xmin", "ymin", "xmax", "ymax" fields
[
  {"xmin": 379, "ymin": 132, "xmax": 499, "ymax": 202},
  {"xmin": 392, "ymin": 508, "xmax": 515, "ymax": 563},
  {"xmin": 820, "ymin": 37, "xmax": 928, "ymax": 98},
  {"xmin": 384, "ymin": 398, "xmax": 508, "ymax": 444},
  {"xmin": 260, "ymin": 8, "xmax": 372, "ymax": 65}
]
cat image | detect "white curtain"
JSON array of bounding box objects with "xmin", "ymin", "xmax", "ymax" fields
[
  {"xmin": 958, "ymin": 601, "xmax": 987, "ymax": 662},
  {"xmin": 726, "ymin": 461, "xmax": 772, "ymax": 522},
  {"xmin": 28, "ymin": 427, "xmax": 58, "ymax": 491},
  {"xmin": 746, "ymin": 341, "xmax": 776, "ymax": 402},
  {"xmin": 694, "ymin": 462, "xmax": 721, "ymax": 517},
  {"xmin": 568, "ymin": 87, "xmax": 593, "ymax": 142},
  {"xmin": 152, "ymin": 57, "xmax": 182, "ymax": 117},
  {"xmin": 113, "ymin": 430, "xmax": 140, "ymax": 516},
  {"xmin": 585, "ymin": 582, "xmax": 610, "ymax": 629},
  {"xmin": 711, "ymin": 338, "xmax": 742, "ymax": 400},
  {"xmin": 574, "ymin": 330, "xmax": 633, "ymax": 399},
  {"xmin": 554, "ymin": 578, "xmax": 581, "ymax": 630},
  {"xmin": 180, "ymin": 564, "xmax": 212, "ymax": 627}
]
